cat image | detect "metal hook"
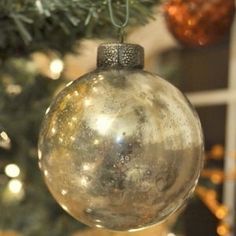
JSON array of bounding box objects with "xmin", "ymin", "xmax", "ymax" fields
[{"xmin": 108, "ymin": 0, "xmax": 130, "ymax": 42}]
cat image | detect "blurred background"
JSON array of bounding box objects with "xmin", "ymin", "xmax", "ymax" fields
[{"xmin": 0, "ymin": 1, "xmax": 236, "ymax": 236}]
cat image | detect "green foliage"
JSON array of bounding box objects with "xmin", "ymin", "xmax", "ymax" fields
[
  {"xmin": 0, "ymin": 0, "xmax": 158, "ymax": 58},
  {"xmin": 0, "ymin": 60, "xmax": 84, "ymax": 235}
]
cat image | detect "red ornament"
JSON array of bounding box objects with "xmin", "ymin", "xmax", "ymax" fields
[{"xmin": 164, "ymin": 0, "xmax": 235, "ymax": 47}]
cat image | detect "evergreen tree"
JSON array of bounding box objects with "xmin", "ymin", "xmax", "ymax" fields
[{"xmin": 0, "ymin": 1, "xmax": 158, "ymax": 235}]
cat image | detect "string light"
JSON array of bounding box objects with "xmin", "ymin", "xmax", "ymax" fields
[
  {"xmin": 8, "ymin": 179, "xmax": 23, "ymax": 194},
  {"xmin": 217, "ymin": 223, "xmax": 230, "ymax": 236},
  {"xmin": 0, "ymin": 131, "xmax": 9, "ymax": 141},
  {"xmin": 50, "ymin": 59, "xmax": 64, "ymax": 79},
  {"xmin": 0, "ymin": 131, "xmax": 11, "ymax": 150},
  {"xmin": 211, "ymin": 145, "xmax": 224, "ymax": 158},
  {"xmin": 196, "ymin": 187, "xmax": 227, "ymax": 219},
  {"xmin": 216, "ymin": 206, "xmax": 228, "ymax": 220},
  {"xmin": 198, "ymin": 144, "xmax": 236, "ymax": 236},
  {"xmin": 211, "ymin": 173, "xmax": 223, "ymax": 184},
  {"xmin": 5, "ymin": 164, "xmax": 21, "ymax": 178},
  {"xmin": 167, "ymin": 233, "xmax": 176, "ymax": 236},
  {"xmin": 201, "ymin": 169, "xmax": 224, "ymax": 184},
  {"xmin": 95, "ymin": 224, "xmax": 104, "ymax": 229},
  {"xmin": 201, "ymin": 169, "xmax": 236, "ymax": 184}
]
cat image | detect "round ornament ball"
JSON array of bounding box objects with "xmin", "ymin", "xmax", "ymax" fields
[
  {"xmin": 164, "ymin": 0, "xmax": 235, "ymax": 47},
  {"xmin": 38, "ymin": 43, "xmax": 204, "ymax": 231}
]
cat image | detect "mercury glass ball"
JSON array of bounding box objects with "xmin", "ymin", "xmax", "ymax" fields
[{"xmin": 38, "ymin": 69, "xmax": 204, "ymax": 231}]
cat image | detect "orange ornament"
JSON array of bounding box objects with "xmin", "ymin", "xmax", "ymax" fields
[{"xmin": 164, "ymin": 0, "xmax": 235, "ymax": 47}]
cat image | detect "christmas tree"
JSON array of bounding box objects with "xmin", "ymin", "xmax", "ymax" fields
[{"xmin": 0, "ymin": 1, "xmax": 158, "ymax": 235}]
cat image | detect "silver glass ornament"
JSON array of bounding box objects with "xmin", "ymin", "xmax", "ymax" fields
[{"xmin": 38, "ymin": 43, "xmax": 204, "ymax": 232}]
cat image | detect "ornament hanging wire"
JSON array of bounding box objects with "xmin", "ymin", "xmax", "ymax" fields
[{"xmin": 108, "ymin": 0, "xmax": 130, "ymax": 43}]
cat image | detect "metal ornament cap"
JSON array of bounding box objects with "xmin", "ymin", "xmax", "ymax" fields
[{"xmin": 97, "ymin": 43, "xmax": 144, "ymax": 69}]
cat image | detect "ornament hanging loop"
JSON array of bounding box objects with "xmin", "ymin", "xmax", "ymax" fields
[
  {"xmin": 119, "ymin": 28, "xmax": 125, "ymax": 43},
  {"xmin": 108, "ymin": 0, "xmax": 130, "ymax": 43}
]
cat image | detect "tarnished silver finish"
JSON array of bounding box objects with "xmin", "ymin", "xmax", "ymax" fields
[
  {"xmin": 97, "ymin": 43, "xmax": 144, "ymax": 69},
  {"xmin": 39, "ymin": 68, "xmax": 204, "ymax": 231}
]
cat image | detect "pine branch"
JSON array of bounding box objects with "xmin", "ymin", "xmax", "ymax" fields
[{"xmin": 0, "ymin": 0, "xmax": 159, "ymax": 58}]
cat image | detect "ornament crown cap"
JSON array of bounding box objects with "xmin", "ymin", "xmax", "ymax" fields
[{"xmin": 97, "ymin": 43, "xmax": 144, "ymax": 69}]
